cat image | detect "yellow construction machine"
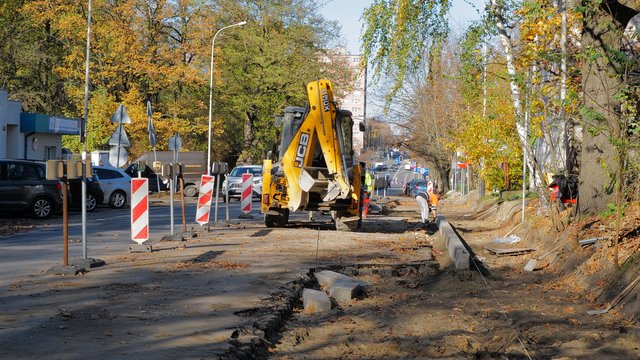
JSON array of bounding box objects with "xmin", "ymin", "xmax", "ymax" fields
[{"xmin": 261, "ymin": 79, "xmax": 365, "ymax": 230}]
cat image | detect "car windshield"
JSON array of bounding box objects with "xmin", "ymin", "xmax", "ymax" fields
[{"xmin": 230, "ymin": 167, "xmax": 261, "ymax": 177}]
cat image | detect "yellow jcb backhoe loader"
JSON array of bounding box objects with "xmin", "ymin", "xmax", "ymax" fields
[{"xmin": 261, "ymin": 79, "xmax": 365, "ymax": 230}]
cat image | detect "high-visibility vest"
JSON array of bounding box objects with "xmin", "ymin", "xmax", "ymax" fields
[{"xmin": 364, "ymin": 172, "xmax": 373, "ymax": 192}]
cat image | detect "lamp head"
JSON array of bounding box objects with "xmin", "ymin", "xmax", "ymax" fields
[{"xmin": 237, "ymin": 21, "xmax": 247, "ymax": 26}]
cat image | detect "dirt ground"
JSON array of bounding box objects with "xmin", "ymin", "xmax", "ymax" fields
[
  {"xmin": 269, "ymin": 197, "xmax": 640, "ymax": 360},
  {"xmin": 1, "ymin": 195, "xmax": 639, "ymax": 359}
]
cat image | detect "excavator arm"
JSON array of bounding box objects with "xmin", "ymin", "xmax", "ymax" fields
[{"xmin": 280, "ymin": 79, "xmax": 351, "ymax": 211}]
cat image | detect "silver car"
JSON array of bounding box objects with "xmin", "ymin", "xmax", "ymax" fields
[
  {"xmin": 222, "ymin": 165, "xmax": 262, "ymax": 201},
  {"xmin": 94, "ymin": 166, "xmax": 131, "ymax": 209}
]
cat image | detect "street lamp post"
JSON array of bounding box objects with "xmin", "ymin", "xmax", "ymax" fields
[
  {"xmin": 207, "ymin": 20, "xmax": 247, "ymax": 174},
  {"xmin": 80, "ymin": 0, "xmax": 93, "ymax": 259}
]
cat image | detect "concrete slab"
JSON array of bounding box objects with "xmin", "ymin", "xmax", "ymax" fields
[
  {"xmin": 129, "ymin": 244, "xmax": 153, "ymax": 253},
  {"xmin": 302, "ymin": 288, "xmax": 331, "ymax": 314},
  {"xmin": 314, "ymin": 270, "xmax": 371, "ymax": 290},
  {"xmin": 435, "ymin": 216, "xmax": 470, "ymax": 270},
  {"xmin": 328, "ymin": 279, "xmax": 363, "ymax": 303},
  {"xmin": 46, "ymin": 264, "xmax": 86, "ymax": 276},
  {"xmin": 69, "ymin": 258, "xmax": 106, "ymax": 269}
]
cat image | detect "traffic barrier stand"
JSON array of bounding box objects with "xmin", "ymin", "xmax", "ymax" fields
[
  {"xmin": 196, "ymin": 175, "xmax": 215, "ymax": 228},
  {"xmin": 130, "ymin": 178, "xmax": 152, "ymax": 252},
  {"xmin": 238, "ymin": 173, "xmax": 254, "ymax": 219}
]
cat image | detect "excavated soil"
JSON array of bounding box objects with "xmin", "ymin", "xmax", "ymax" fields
[{"xmin": 228, "ymin": 196, "xmax": 640, "ymax": 359}]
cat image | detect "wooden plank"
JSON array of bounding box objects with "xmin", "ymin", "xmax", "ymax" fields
[{"xmin": 485, "ymin": 246, "xmax": 535, "ymax": 256}]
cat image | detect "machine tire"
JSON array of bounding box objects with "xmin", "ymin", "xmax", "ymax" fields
[
  {"xmin": 183, "ymin": 184, "xmax": 198, "ymax": 198},
  {"xmin": 86, "ymin": 193, "xmax": 97, "ymax": 212},
  {"xmin": 265, "ymin": 208, "xmax": 289, "ymax": 227},
  {"xmin": 109, "ymin": 191, "xmax": 127, "ymax": 209},
  {"xmin": 31, "ymin": 196, "xmax": 53, "ymax": 219}
]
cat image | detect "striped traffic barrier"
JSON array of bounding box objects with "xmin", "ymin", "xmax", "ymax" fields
[
  {"xmin": 427, "ymin": 181, "xmax": 434, "ymax": 193},
  {"xmin": 196, "ymin": 175, "xmax": 215, "ymax": 225},
  {"xmin": 240, "ymin": 173, "xmax": 253, "ymax": 214},
  {"xmin": 131, "ymin": 178, "xmax": 149, "ymax": 244}
]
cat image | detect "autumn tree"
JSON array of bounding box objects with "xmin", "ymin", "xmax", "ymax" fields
[
  {"xmin": 211, "ymin": 0, "xmax": 354, "ymax": 163},
  {"xmin": 12, "ymin": 0, "xmax": 351, "ymax": 165},
  {"xmin": 0, "ymin": 0, "xmax": 69, "ymax": 113}
]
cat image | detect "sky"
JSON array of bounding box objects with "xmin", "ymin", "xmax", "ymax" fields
[
  {"xmin": 319, "ymin": 0, "xmax": 483, "ymax": 55},
  {"xmin": 318, "ymin": 0, "xmax": 483, "ymax": 120}
]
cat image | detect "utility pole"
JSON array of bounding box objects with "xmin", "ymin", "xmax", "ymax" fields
[{"xmin": 80, "ymin": 0, "xmax": 92, "ymax": 259}]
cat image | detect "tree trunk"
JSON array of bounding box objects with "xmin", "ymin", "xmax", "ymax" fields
[{"xmin": 579, "ymin": 6, "xmax": 632, "ymax": 214}]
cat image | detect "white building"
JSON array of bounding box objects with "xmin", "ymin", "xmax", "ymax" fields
[
  {"xmin": 0, "ymin": 89, "xmax": 81, "ymax": 160},
  {"xmin": 334, "ymin": 54, "xmax": 366, "ymax": 156}
]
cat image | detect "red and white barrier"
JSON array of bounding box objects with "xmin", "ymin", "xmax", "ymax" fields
[
  {"xmin": 131, "ymin": 178, "xmax": 149, "ymax": 244},
  {"xmin": 240, "ymin": 173, "xmax": 253, "ymax": 214},
  {"xmin": 427, "ymin": 181, "xmax": 434, "ymax": 193},
  {"xmin": 196, "ymin": 175, "xmax": 214, "ymax": 225}
]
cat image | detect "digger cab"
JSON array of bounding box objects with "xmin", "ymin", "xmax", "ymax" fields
[{"xmin": 277, "ymin": 106, "xmax": 357, "ymax": 172}]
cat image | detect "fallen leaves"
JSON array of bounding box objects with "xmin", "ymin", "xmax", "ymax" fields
[{"xmin": 172, "ymin": 259, "xmax": 250, "ymax": 271}]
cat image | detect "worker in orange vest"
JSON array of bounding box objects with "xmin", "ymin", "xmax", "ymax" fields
[{"xmin": 428, "ymin": 191, "xmax": 439, "ymax": 221}]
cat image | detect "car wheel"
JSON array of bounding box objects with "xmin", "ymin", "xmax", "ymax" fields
[
  {"xmin": 32, "ymin": 196, "xmax": 53, "ymax": 219},
  {"xmin": 86, "ymin": 193, "xmax": 97, "ymax": 212},
  {"xmin": 109, "ymin": 191, "xmax": 127, "ymax": 209},
  {"xmin": 184, "ymin": 184, "xmax": 198, "ymax": 197}
]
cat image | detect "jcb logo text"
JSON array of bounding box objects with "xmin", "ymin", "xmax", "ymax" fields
[{"xmin": 294, "ymin": 132, "xmax": 310, "ymax": 167}]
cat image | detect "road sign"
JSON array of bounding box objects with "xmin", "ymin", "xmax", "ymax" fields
[
  {"xmin": 240, "ymin": 173, "xmax": 253, "ymax": 214},
  {"xmin": 169, "ymin": 134, "xmax": 182, "ymax": 151},
  {"xmin": 107, "ymin": 123, "xmax": 131, "ymax": 147},
  {"xmin": 109, "ymin": 104, "xmax": 131, "ymax": 124},
  {"xmin": 130, "ymin": 178, "xmax": 149, "ymax": 244},
  {"xmin": 109, "ymin": 147, "xmax": 128, "ymax": 168},
  {"xmin": 147, "ymin": 101, "xmax": 157, "ymax": 147},
  {"xmin": 195, "ymin": 175, "xmax": 214, "ymax": 225}
]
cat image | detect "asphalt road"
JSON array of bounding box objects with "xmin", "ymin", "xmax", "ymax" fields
[
  {"xmin": 0, "ymin": 197, "xmax": 255, "ymax": 279},
  {"xmin": 0, "ymin": 169, "xmax": 415, "ymax": 280}
]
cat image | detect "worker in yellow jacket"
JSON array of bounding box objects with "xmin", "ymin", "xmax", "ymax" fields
[{"xmin": 362, "ymin": 170, "xmax": 374, "ymax": 218}]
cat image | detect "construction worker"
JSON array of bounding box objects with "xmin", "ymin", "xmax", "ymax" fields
[
  {"xmin": 428, "ymin": 191, "xmax": 439, "ymax": 221},
  {"xmin": 415, "ymin": 190, "xmax": 431, "ymax": 224},
  {"xmin": 362, "ymin": 169, "xmax": 374, "ymax": 218}
]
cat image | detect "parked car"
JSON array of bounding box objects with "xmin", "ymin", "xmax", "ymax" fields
[
  {"xmin": 94, "ymin": 166, "xmax": 131, "ymax": 209},
  {"xmin": 0, "ymin": 159, "xmax": 64, "ymax": 218},
  {"xmin": 373, "ymin": 173, "xmax": 390, "ymax": 190},
  {"xmin": 403, "ymin": 178, "xmax": 417, "ymax": 196},
  {"xmin": 407, "ymin": 179, "xmax": 428, "ymax": 197},
  {"xmin": 68, "ymin": 174, "xmax": 104, "ymax": 212},
  {"xmin": 373, "ymin": 164, "xmax": 388, "ymax": 173},
  {"xmin": 124, "ymin": 151, "xmax": 206, "ymax": 197},
  {"xmin": 222, "ymin": 165, "xmax": 263, "ymax": 201}
]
